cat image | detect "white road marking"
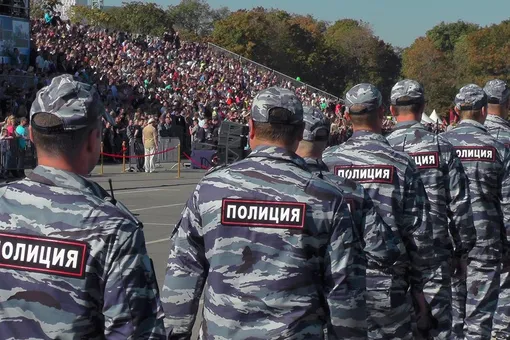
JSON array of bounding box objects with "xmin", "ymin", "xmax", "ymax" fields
[
  {"xmin": 131, "ymin": 203, "xmax": 185, "ymax": 212},
  {"xmin": 113, "ymin": 188, "xmax": 181, "ymax": 195},
  {"xmin": 146, "ymin": 237, "xmax": 170, "ymax": 245}
]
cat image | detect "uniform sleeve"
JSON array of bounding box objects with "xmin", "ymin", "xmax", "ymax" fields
[
  {"xmin": 162, "ymin": 190, "xmax": 207, "ymax": 340},
  {"xmin": 446, "ymin": 151, "xmax": 476, "ymax": 255},
  {"xmin": 103, "ymin": 223, "xmax": 166, "ymax": 340},
  {"xmin": 499, "ymin": 148, "xmax": 510, "ymax": 258},
  {"xmin": 323, "ymin": 199, "xmax": 367, "ymax": 340},
  {"xmin": 360, "ymin": 187, "xmax": 404, "ymax": 269},
  {"xmin": 401, "ymin": 165, "xmax": 429, "ymax": 292}
]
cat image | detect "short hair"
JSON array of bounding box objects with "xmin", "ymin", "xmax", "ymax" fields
[
  {"xmin": 253, "ymin": 108, "xmax": 304, "ymax": 147},
  {"xmin": 458, "ymin": 109, "xmax": 483, "ymax": 121},
  {"xmin": 392, "ymin": 103, "xmax": 423, "ymax": 115},
  {"xmin": 348, "ymin": 108, "xmax": 380, "ymax": 126},
  {"xmin": 31, "ymin": 113, "xmax": 100, "ymax": 161}
]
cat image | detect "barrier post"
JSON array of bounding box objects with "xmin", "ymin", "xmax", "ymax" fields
[
  {"xmin": 176, "ymin": 144, "xmax": 181, "ymax": 179},
  {"xmin": 122, "ymin": 141, "xmax": 126, "ymax": 173},
  {"xmin": 100, "ymin": 142, "xmax": 104, "ymax": 175}
]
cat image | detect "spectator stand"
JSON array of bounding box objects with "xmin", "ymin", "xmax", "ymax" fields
[{"xmin": 207, "ymin": 42, "xmax": 342, "ymax": 103}]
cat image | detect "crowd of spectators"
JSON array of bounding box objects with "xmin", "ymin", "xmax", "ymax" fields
[{"xmin": 0, "ymin": 16, "xmax": 447, "ymax": 174}]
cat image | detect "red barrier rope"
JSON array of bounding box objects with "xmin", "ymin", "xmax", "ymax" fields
[
  {"xmin": 182, "ymin": 152, "xmax": 211, "ymax": 170},
  {"xmin": 101, "ymin": 146, "xmax": 177, "ymax": 159}
]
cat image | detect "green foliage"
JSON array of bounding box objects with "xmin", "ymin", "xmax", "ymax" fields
[
  {"xmin": 402, "ymin": 37, "xmax": 456, "ymax": 115},
  {"xmin": 105, "ymin": 1, "xmax": 173, "ymax": 36},
  {"xmin": 30, "ymin": 0, "xmax": 62, "ymax": 18},
  {"xmin": 168, "ymin": 0, "xmax": 230, "ymax": 39},
  {"xmin": 69, "ymin": 5, "xmax": 112, "ymax": 26},
  {"xmin": 426, "ymin": 21, "xmax": 480, "ymax": 55}
]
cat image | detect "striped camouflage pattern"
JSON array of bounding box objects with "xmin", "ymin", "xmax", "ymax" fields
[
  {"xmin": 322, "ymin": 131, "xmax": 430, "ymax": 340},
  {"xmin": 442, "ymin": 119, "xmax": 507, "ymax": 340},
  {"xmin": 484, "ymin": 113, "xmax": 510, "ymax": 339},
  {"xmin": 30, "ymin": 74, "xmax": 115, "ymax": 129},
  {"xmin": 386, "ymin": 120, "xmax": 475, "ymax": 340},
  {"xmin": 162, "ymin": 145, "xmax": 367, "ymax": 340},
  {"xmin": 0, "ymin": 165, "xmax": 165, "ymax": 339},
  {"xmin": 304, "ymin": 158, "xmax": 404, "ymax": 269},
  {"xmin": 250, "ymin": 86, "xmax": 304, "ymax": 124}
]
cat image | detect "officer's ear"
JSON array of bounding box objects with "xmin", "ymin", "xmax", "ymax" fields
[
  {"xmin": 344, "ymin": 111, "xmax": 351, "ymax": 122},
  {"xmin": 389, "ymin": 105, "xmax": 397, "ymax": 117},
  {"xmin": 248, "ymin": 118, "xmax": 255, "ymax": 140},
  {"xmin": 29, "ymin": 125, "xmax": 34, "ymax": 143}
]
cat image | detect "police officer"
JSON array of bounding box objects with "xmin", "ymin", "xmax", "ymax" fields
[
  {"xmin": 481, "ymin": 79, "xmax": 510, "ymax": 340},
  {"xmin": 322, "ymin": 84, "xmax": 434, "ymax": 340},
  {"xmin": 386, "ymin": 79, "xmax": 476, "ymax": 340},
  {"xmin": 162, "ymin": 87, "xmax": 367, "ymax": 339},
  {"xmin": 296, "ymin": 105, "xmax": 403, "ymax": 269},
  {"xmin": 0, "ymin": 75, "xmax": 165, "ymax": 339},
  {"xmin": 296, "ymin": 105, "xmax": 408, "ymax": 337},
  {"xmin": 442, "ymin": 84, "xmax": 507, "ymax": 340}
]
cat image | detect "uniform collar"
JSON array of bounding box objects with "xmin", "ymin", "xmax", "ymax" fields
[
  {"xmin": 247, "ymin": 145, "xmax": 310, "ymax": 171},
  {"xmin": 392, "ymin": 120, "xmax": 424, "ymax": 131},
  {"xmin": 458, "ymin": 119, "xmax": 488, "ymax": 132},
  {"xmin": 350, "ymin": 130, "xmax": 389, "ymax": 144},
  {"xmin": 303, "ymin": 157, "xmax": 329, "ymax": 172},
  {"xmin": 486, "ymin": 114, "xmax": 510, "ymax": 129},
  {"xmin": 28, "ymin": 165, "xmax": 104, "ymax": 197}
]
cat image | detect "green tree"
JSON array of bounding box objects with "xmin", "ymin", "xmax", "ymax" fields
[
  {"xmin": 426, "ymin": 21, "xmax": 480, "ymax": 55},
  {"xmin": 168, "ymin": 0, "xmax": 229, "ymax": 39},
  {"xmin": 460, "ymin": 21, "xmax": 510, "ymax": 84},
  {"xmin": 402, "ymin": 37, "xmax": 456, "ymax": 115},
  {"xmin": 68, "ymin": 5, "xmax": 112, "ymax": 26},
  {"xmin": 30, "ymin": 0, "xmax": 62, "ymax": 18},
  {"xmin": 106, "ymin": 1, "xmax": 173, "ymax": 36}
]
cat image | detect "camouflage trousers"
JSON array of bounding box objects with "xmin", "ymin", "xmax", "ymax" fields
[
  {"xmin": 464, "ymin": 258, "xmax": 501, "ymax": 340},
  {"xmin": 420, "ymin": 261, "xmax": 452, "ymax": 340},
  {"xmin": 492, "ymin": 266, "xmax": 510, "ymax": 339},
  {"xmin": 451, "ymin": 262, "xmax": 467, "ymax": 340},
  {"xmin": 366, "ymin": 276, "xmax": 413, "ymax": 340}
]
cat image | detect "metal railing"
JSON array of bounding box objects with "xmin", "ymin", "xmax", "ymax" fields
[{"xmin": 207, "ymin": 42, "xmax": 342, "ymax": 103}]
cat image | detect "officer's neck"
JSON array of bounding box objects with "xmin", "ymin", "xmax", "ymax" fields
[
  {"xmin": 487, "ymin": 105, "xmax": 508, "ymax": 120},
  {"xmin": 250, "ymin": 137, "xmax": 298, "ymax": 153},
  {"xmin": 394, "ymin": 112, "xmax": 419, "ymax": 123},
  {"xmin": 37, "ymin": 154, "xmax": 90, "ymax": 176},
  {"xmin": 352, "ymin": 124, "xmax": 382, "ymax": 134}
]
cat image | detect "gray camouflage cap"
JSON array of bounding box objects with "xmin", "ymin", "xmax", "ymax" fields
[
  {"xmin": 251, "ymin": 86, "xmax": 303, "ymax": 124},
  {"xmin": 30, "ymin": 74, "xmax": 114, "ymax": 133},
  {"xmin": 345, "ymin": 83, "xmax": 382, "ymax": 114},
  {"xmin": 390, "ymin": 79, "xmax": 425, "ymax": 105},
  {"xmin": 302, "ymin": 106, "xmax": 330, "ymax": 141},
  {"xmin": 483, "ymin": 79, "xmax": 509, "ymax": 104},
  {"xmin": 455, "ymin": 84, "xmax": 487, "ymax": 110}
]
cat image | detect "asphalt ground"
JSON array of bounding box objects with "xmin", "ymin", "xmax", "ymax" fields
[{"xmin": 91, "ymin": 162, "xmax": 204, "ymax": 338}]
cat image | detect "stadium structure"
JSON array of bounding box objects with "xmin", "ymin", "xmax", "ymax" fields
[{"xmin": 0, "ymin": 0, "xmax": 30, "ymax": 66}]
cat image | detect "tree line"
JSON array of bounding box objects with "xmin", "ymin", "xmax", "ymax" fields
[{"xmin": 31, "ymin": 0, "xmax": 510, "ymax": 116}]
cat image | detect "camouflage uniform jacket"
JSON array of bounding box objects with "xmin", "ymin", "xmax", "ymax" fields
[
  {"xmin": 485, "ymin": 114, "xmax": 510, "ymax": 256},
  {"xmin": 387, "ymin": 120, "xmax": 476, "ymax": 265},
  {"xmin": 442, "ymin": 119, "xmax": 508, "ymax": 261},
  {"xmin": 305, "ymin": 157, "xmax": 403, "ymax": 270},
  {"xmin": 162, "ymin": 145, "xmax": 367, "ymax": 340},
  {"xmin": 0, "ymin": 165, "xmax": 165, "ymax": 339},
  {"xmin": 322, "ymin": 130, "xmax": 430, "ymax": 293}
]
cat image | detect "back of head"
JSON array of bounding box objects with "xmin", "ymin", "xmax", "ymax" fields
[
  {"xmin": 483, "ymin": 79, "xmax": 510, "ymax": 118},
  {"xmin": 454, "ymin": 84, "xmax": 488, "ymax": 123},
  {"xmin": 297, "ymin": 105, "xmax": 331, "ymax": 159},
  {"xmin": 390, "ymin": 79, "xmax": 425, "ymax": 118},
  {"xmin": 344, "ymin": 83, "xmax": 383, "ymax": 130},
  {"xmin": 30, "ymin": 74, "xmax": 114, "ymax": 173},
  {"xmin": 249, "ymin": 87, "xmax": 305, "ymax": 151}
]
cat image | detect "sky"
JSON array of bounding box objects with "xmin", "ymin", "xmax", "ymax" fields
[{"xmin": 104, "ymin": 0, "xmax": 510, "ymax": 47}]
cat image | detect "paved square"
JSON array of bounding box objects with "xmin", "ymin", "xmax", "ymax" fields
[{"xmin": 92, "ymin": 163, "xmax": 204, "ymax": 338}]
